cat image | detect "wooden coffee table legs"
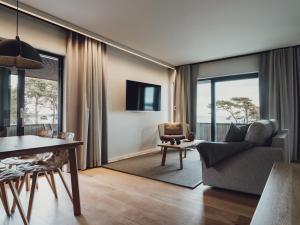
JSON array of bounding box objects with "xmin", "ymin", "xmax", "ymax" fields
[
  {"xmin": 161, "ymin": 146, "xmax": 167, "ymax": 166},
  {"xmin": 161, "ymin": 147, "xmax": 183, "ymax": 170},
  {"xmin": 179, "ymin": 149, "xmax": 183, "ymax": 169}
]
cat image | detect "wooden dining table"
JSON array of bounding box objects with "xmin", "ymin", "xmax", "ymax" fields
[{"xmin": 0, "ymin": 135, "xmax": 83, "ymax": 216}]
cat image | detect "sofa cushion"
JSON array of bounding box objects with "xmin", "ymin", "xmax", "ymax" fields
[
  {"xmin": 164, "ymin": 123, "xmax": 183, "ymax": 135},
  {"xmin": 245, "ymin": 120, "xmax": 273, "ymax": 146},
  {"xmin": 270, "ymin": 119, "xmax": 279, "ymax": 135}
]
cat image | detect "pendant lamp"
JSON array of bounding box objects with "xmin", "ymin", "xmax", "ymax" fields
[{"xmin": 0, "ymin": 0, "xmax": 43, "ymax": 69}]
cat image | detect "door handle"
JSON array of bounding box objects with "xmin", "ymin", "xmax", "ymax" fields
[
  {"xmin": 20, "ymin": 107, "xmax": 24, "ymax": 127},
  {"xmin": 20, "ymin": 107, "xmax": 24, "ymax": 118}
]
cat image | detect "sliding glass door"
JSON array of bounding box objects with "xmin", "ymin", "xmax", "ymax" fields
[
  {"xmin": 0, "ymin": 52, "xmax": 63, "ymax": 137},
  {"xmin": 196, "ymin": 74, "xmax": 260, "ymax": 141}
]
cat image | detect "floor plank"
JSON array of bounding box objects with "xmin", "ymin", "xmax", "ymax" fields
[{"xmin": 0, "ymin": 168, "xmax": 259, "ymax": 225}]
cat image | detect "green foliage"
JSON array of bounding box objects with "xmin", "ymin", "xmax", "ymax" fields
[
  {"xmin": 25, "ymin": 77, "xmax": 58, "ymax": 124},
  {"xmin": 209, "ymin": 97, "xmax": 259, "ymax": 124}
]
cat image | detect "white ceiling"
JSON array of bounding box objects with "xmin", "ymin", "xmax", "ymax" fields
[{"xmin": 20, "ymin": 0, "xmax": 300, "ymax": 66}]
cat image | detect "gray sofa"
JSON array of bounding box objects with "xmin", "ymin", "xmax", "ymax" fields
[{"xmin": 201, "ymin": 120, "xmax": 288, "ymax": 195}]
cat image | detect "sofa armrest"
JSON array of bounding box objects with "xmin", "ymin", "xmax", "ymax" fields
[
  {"xmin": 202, "ymin": 146, "xmax": 283, "ymax": 195},
  {"xmin": 272, "ymin": 130, "xmax": 288, "ymax": 148},
  {"xmin": 271, "ymin": 129, "xmax": 289, "ymax": 162}
]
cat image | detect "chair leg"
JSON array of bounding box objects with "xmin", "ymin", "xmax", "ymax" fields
[
  {"xmin": 160, "ymin": 141, "xmax": 165, "ymax": 154},
  {"xmin": 8, "ymin": 180, "xmax": 29, "ymax": 225},
  {"xmin": 49, "ymin": 171, "xmax": 58, "ymax": 199},
  {"xmin": 25, "ymin": 175, "xmax": 30, "ymax": 192},
  {"xmin": 57, "ymin": 168, "xmax": 73, "ymax": 201},
  {"xmin": 11, "ymin": 174, "xmax": 27, "ymax": 213},
  {"xmin": 44, "ymin": 172, "xmax": 58, "ymax": 198},
  {"xmin": 15, "ymin": 178, "xmax": 20, "ymax": 189},
  {"xmin": 0, "ymin": 182, "xmax": 10, "ymax": 216},
  {"xmin": 36, "ymin": 176, "xmax": 39, "ymax": 190},
  {"xmin": 27, "ymin": 172, "xmax": 38, "ymax": 222}
]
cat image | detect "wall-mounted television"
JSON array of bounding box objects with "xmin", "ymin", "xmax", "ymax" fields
[{"xmin": 126, "ymin": 80, "xmax": 161, "ymax": 111}]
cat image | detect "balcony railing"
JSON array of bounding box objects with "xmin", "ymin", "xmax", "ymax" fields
[{"xmin": 196, "ymin": 123, "xmax": 245, "ymax": 141}]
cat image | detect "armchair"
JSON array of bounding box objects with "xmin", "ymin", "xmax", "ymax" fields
[{"xmin": 158, "ymin": 123, "xmax": 189, "ymax": 144}]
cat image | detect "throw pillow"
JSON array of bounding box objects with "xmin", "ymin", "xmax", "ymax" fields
[
  {"xmin": 239, "ymin": 124, "xmax": 250, "ymax": 137},
  {"xmin": 224, "ymin": 123, "xmax": 244, "ymax": 142},
  {"xmin": 164, "ymin": 123, "xmax": 183, "ymax": 135}
]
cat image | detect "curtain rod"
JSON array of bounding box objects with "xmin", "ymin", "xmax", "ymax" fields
[{"xmin": 0, "ymin": 0, "xmax": 175, "ymax": 70}]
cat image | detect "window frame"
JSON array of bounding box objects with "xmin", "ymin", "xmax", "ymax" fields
[
  {"xmin": 38, "ymin": 50, "xmax": 64, "ymax": 134},
  {"xmin": 197, "ymin": 73, "xmax": 259, "ymax": 141}
]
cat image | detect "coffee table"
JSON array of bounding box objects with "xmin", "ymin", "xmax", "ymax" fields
[{"xmin": 158, "ymin": 140, "xmax": 202, "ymax": 170}]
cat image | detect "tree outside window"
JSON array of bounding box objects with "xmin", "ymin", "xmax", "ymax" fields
[
  {"xmin": 215, "ymin": 97, "xmax": 259, "ymax": 124},
  {"xmin": 24, "ymin": 77, "xmax": 58, "ymax": 125}
]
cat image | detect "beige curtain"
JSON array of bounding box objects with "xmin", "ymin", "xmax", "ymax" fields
[
  {"xmin": 173, "ymin": 65, "xmax": 197, "ymax": 132},
  {"xmin": 64, "ymin": 32, "xmax": 107, "ymax": 170}
]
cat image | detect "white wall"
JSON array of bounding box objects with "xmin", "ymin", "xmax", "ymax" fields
[
  {"xmin": 106, "ymin": 46, "xmax": 170, "ymax": 161},
  {"xmin": 0, "ymin": 5, "xmax": 66, "ymax": 55},
  {"xmin": 193, "ymin": 54, "xmax": 260, "ymax": 79}
]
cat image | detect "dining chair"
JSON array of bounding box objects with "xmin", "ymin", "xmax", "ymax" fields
[
  {"xmin": 1, "ymin": 129, "xmax": 54, "ymax": 191},
  {"xmin": 0, "ymin": 168, "xmax": 29, "ymax": 225},
  {"xmin": 15, "ymin": 132, "xmax": 75, "ymax": 221}
]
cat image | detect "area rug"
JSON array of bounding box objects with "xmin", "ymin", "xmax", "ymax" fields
[{"xmin": 103, "ymin": 149, "xmax": 202, "ymax": 189}]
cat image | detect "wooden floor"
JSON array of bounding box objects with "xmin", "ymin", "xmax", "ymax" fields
[{"xmin": 0, "ymin": 168, "xmax": 259, "ymax": 225}]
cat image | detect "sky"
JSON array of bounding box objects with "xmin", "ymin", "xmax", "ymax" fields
[{"xmin": 197, "ymin": 78, "xmax": 259, "ymax": 123}]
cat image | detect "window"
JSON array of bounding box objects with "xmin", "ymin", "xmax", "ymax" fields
[
  {"xmin": 24, "ymin": 55, "xmax": 61, "ymax": 132},
  {"xmin": 197, "ymin": 74, "xmax": 260, "ymax": 141},
  {"xmin": 0, "ymin": 52, "xmax": 63, "ymax": 137},
  {"xmin": 10, "ymin": 74, "xmax": 18, "ymax": 126}
]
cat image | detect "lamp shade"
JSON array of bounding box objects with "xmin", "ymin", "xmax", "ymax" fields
[{"xmin": 0, "ymin": 37, "xmax": 43, "ymax": 69}]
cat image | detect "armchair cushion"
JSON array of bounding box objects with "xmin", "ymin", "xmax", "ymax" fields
[{"xmin": 164, "ymin": 123, "xmax": 183, "ymax": 135}]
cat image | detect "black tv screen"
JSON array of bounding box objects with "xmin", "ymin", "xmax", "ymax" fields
[{"xmin": 126, "ymin": 80, "xmax": 161, "ymax": 111}]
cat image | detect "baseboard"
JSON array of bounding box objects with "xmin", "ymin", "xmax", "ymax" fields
[{"xmin": 108, "ymin": 147, "xmax": 161, "ymax": 163}]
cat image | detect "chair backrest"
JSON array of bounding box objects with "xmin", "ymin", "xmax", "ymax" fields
[
  {"xmin": 37, "ymin": 129, "xmax": 53, "ymax": 138},
  {"xmin": 37, "ymin": 132, "xmax": 75, "ymax": 168},
  {"xmin": 36, "ymin": 129, "xmax": 54, "ymax": 160},
  {"xmin": 53, "ymin": 132, "xmax": 75, "ymax": 166},
  {"xmin": 57, "ymin": 132, "xmax": 75, "ymax": 141}
]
